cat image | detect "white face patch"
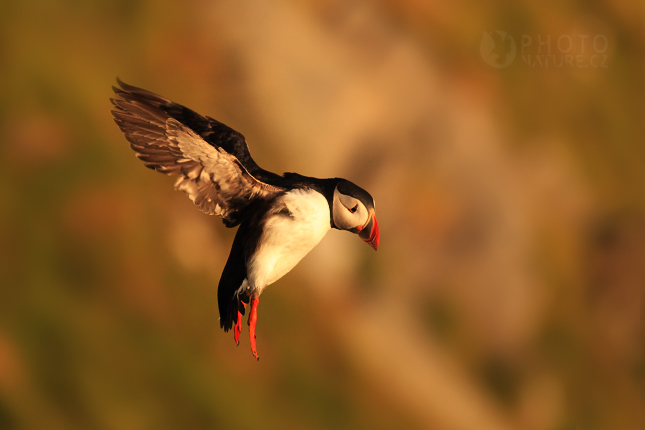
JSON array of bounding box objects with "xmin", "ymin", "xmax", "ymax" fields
[{"xmin": 332, "ymin": 186, "xmax": 369, "ymax": 230}]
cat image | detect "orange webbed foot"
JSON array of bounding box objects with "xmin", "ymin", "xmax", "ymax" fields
[{"xmin": 248, "ymin": 298, "xmax": 259, "ymax": 360}]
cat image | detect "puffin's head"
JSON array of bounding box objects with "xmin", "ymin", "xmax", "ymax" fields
[{"xmin": 332, "ymin": 180, "xmax": 379, "ymax": 250}]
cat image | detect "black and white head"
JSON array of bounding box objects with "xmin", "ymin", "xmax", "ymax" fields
[{"xmin": 332, "ymin": 180, "xmax": 379, "ymax": 250}]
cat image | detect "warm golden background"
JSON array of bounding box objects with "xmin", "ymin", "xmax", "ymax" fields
[{"xmin": 0, "ymin": 1, "xmax": 643, "ymax": 429}]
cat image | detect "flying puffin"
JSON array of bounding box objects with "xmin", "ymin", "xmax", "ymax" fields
[{"xmin": 110, "ymin": 79, "xmax": 379, "ymax": 360}]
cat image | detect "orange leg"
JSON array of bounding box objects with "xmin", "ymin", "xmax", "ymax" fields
[
  {"xmin": 248, "ymin": 297, "xmax": 260, "ymax": 360},
  {"xmin": 234, "ymin": 301, "xmax": 246, "ymax": 346}
]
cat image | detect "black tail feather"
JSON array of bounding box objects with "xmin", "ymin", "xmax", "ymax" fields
[{"xmin": 218, "ymin": 223, "xmax": 250, "ymax": 331}]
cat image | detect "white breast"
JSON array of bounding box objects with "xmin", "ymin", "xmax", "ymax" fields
[{"xmin": 246, "ymin": 188, "xmax": 331, "ymax": 292}]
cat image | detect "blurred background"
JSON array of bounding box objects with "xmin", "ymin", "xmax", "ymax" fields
[{"xmin": 0, "ymin": 1, "xmax": 643, "ymax": 429}]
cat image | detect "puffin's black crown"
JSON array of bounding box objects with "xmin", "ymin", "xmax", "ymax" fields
[{"xmin": 337, "ymin": 180, "xmax": 375, "ymax": 210}]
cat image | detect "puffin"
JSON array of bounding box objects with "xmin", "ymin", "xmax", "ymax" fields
[{"xmin": 110, "ymin": 79, "xmax": 379, "ymax": 360}]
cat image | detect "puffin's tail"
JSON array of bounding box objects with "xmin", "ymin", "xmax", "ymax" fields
[
  {"xmin": 218, "ymin": 278, "xmax": 247, "ymax": 332},
  {"xmin": 218, "ymin": 224, "xmax": 249, "ymax": 332}
]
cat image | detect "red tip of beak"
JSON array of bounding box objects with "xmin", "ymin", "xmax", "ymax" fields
[{"xmin": 359, "ymin": 214, "xmax": 379, "ymax": 251}]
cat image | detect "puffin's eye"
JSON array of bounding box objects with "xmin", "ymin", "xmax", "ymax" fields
[{"xmin": 349, "ymin": 205, "xmax": 358, "ymax": 213}]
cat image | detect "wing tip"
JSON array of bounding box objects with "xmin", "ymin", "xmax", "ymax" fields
[{"xmin": 115, "ymin": 76, "xmax": 134, "ymax": 92}]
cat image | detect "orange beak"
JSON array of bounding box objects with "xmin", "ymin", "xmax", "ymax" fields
[{"xmin": 358, "ymin": 212, "xmax": 379, "ymax": 251}]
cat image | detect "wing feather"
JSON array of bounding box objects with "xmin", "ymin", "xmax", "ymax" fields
[
  {"xmin": 111, "ymin": 82, "xmax": 284, "ymax": 227},
  {"xmin": 112, "ymin": 79, "xmax": 284, "ymax": 184}
]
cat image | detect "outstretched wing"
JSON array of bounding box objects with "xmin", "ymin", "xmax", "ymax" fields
[
  {"xmin": 111, "ymin": 81, "xmax": 285, "ymax": 227},
  {"xmin": 112, "ymin": 79, "xmax": 281, "ymax": 184}
]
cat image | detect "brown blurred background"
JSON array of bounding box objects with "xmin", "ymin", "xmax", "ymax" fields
[{"xmin": 0, "ymin": 1, "xmax": 643, "ymax": 429}]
